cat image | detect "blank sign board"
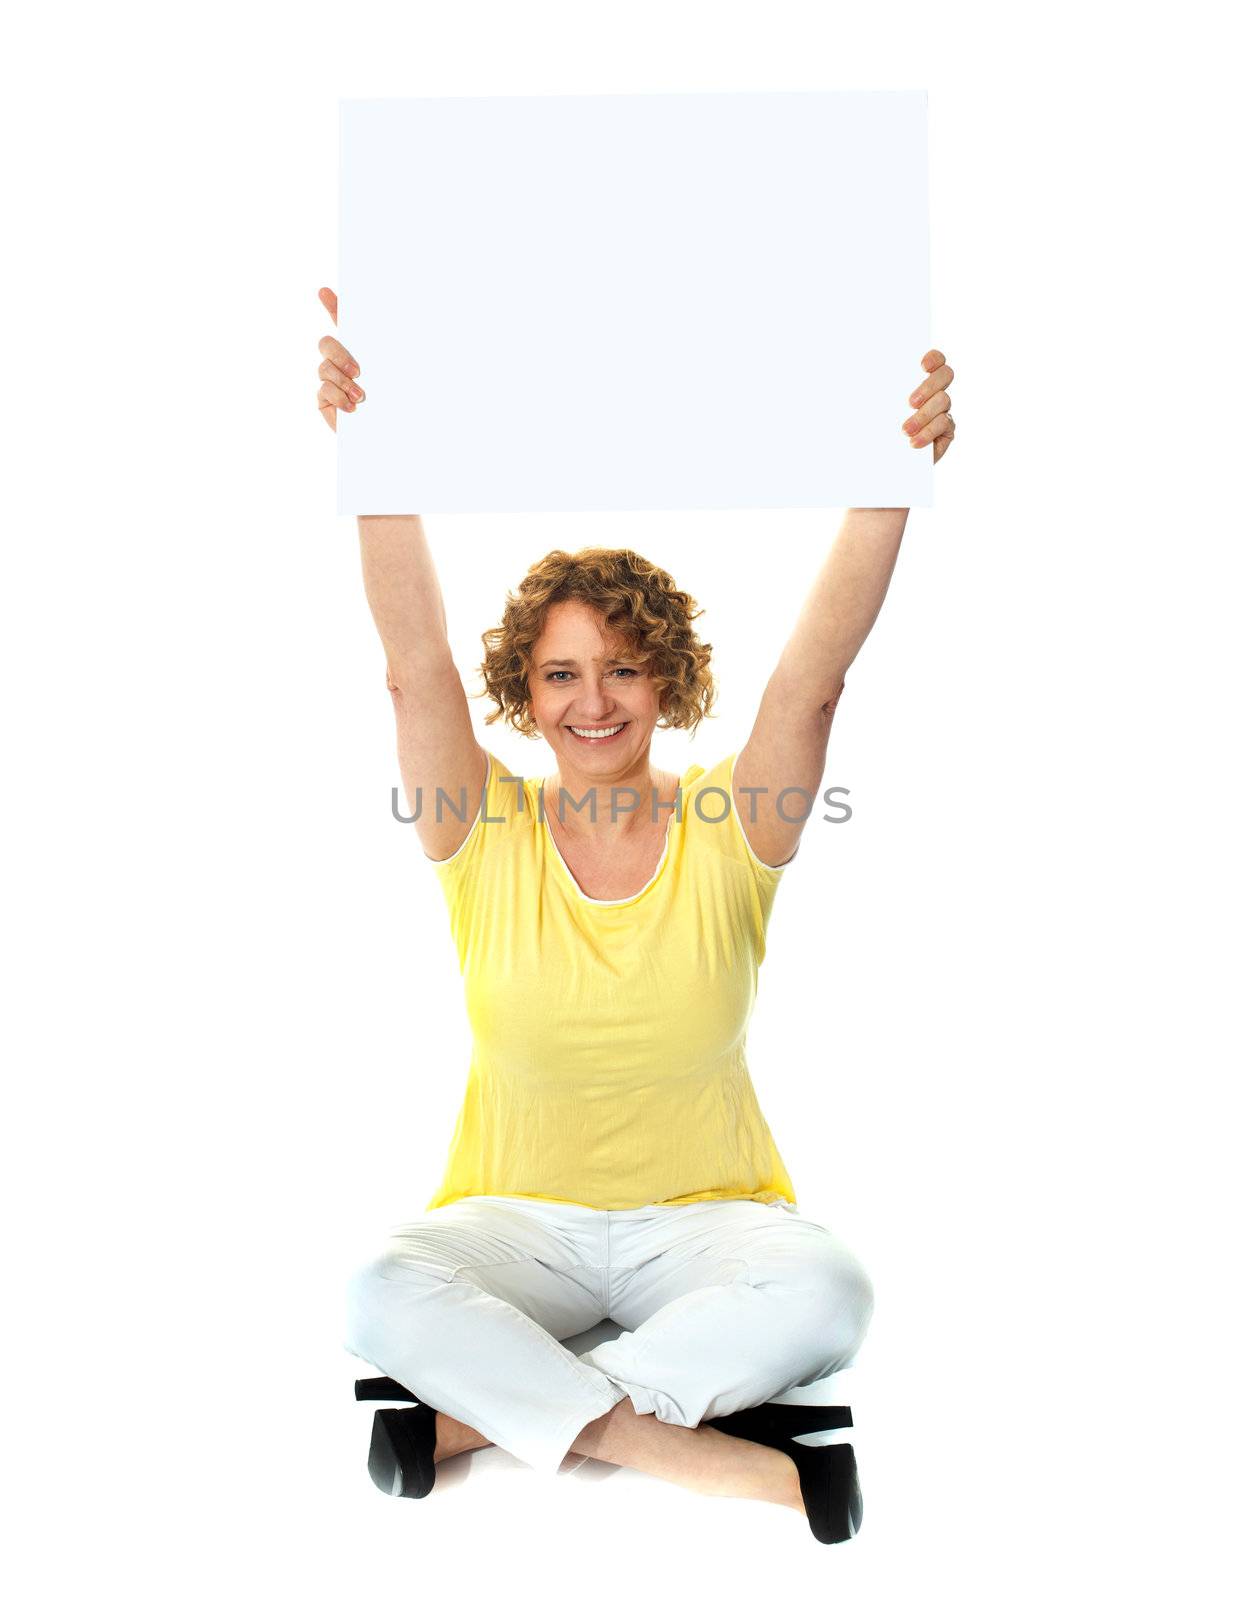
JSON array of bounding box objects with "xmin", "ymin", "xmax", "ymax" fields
[{"xmin": 338, "ymin": 91, "xmax": 931, "ymax": 514}]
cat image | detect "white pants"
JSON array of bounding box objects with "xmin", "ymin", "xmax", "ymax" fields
[{"xmin": 344, "ymin": 1195, "xmax": 875, "ymax": 1476}]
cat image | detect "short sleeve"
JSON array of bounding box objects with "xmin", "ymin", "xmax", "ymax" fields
[
  {"xmin": 427, "ymin": 749, "xmax": 526, "ymax": 887},
  {"xmin": 687, "ymin": 752, "xmax": 799, "ymax": 880}
]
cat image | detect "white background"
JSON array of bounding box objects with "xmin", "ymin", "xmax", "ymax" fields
[{"xmin": 4, "ymin": 2, "xmax": 1232, "ymax": 1596}]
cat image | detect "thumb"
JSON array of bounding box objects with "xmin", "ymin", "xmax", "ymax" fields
[{"xmin": 318, "ymin": 286, "xmax": 338, "ymax": 326}]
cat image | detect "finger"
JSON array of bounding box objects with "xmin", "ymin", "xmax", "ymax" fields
[
  {"xmin": 933, "ymin": 427, "xmax": 954, "ymax": 464},
  {"xmin": 910, "ymin": 409, "xmax": 956, "ymax": 449},
  {"xmin": 318, "ymin": 334, "xmax": 360, "ymax": 377},
  {"xmin": 908, "ymin": 362, "xmax": 954, "ymax": 408},
  {"xmin": 319, "ymin": 286, "xmax": 339, "ymax": 326},
  {"xmin": 319, "ymin": 379, "xmax": 356, "ymax": 415},
  {"xmin": 902, "ymin": 390, "xmax": 952, "ymax": 438},
  {"xmin": 919, "ymin": 349, "xmax": 947, "ymax": 375},
  {"xmin": 319, "ymin": 395, "xmax": 337, "ymax": 432},
  {"xmin": 318, "ymin": 359, "xmax": 365, "ymax": 402}
]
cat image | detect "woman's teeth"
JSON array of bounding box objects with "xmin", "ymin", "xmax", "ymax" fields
[{"xmin": 568, "ymin": 723, "xmax": 627, "ymax": 740}]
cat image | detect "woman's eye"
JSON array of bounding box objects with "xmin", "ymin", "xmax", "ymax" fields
[{"xmin": 545, "ymin": 667, "xmax": 637, "ymax": 682}]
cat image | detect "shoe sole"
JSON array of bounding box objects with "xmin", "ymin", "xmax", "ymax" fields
[
  {"xmin": 820, "ymin": 1442, "xmax": 862, "ymax": 1543},
  {"xmin": 367, "ymin": 1408, "xmax": 435, "ymax": 1499}
]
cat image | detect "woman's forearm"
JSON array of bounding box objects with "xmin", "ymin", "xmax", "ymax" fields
[
  {"xmin": 356, "ymin": 515, "xmax": 454, "ymax": 685},
  {"xmin": 771, "ymin": 508, "xmax": 910, "ymax": 709}
]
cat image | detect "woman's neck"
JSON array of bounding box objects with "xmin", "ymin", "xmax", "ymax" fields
[{"xmin": 541, "ymin": 761, "xmax": 679, "ymax": 841}]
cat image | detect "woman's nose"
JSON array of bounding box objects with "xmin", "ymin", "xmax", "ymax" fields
[{"xmin": 574, "ymin": 676, "xmax": 612, "ymax": 715}]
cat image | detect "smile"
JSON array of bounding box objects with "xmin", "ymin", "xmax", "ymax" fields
[{"xmin": 566, "ymin": 723, "xmax": 629, "ymax": 741}]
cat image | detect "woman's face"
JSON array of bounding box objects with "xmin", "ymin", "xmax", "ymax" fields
[{"xmin": 527, "ymin": 599, "xmax": 663, "ymax": 771}]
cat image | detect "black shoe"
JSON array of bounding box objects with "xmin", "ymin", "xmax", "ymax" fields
[
  {"xmin": 367, "ymin": 1406, "xmax": 438, "ymax": 1499},
  {"xmin": 707, "ymin": 1402, "xmax": 853, "ymax": 1446},
  {"xmin": 780, "ymin": 1438, "xmax": 863, "ymax": 1545},
  {"xmin": 707, "ymin": 1405, "xmax": 861, "ymax": 1544}
]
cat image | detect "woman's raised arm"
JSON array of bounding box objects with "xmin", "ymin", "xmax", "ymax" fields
[
  {"xmin": 733, "ymin": 350, "xmax": 956, "ymax": 869},
  {"xmin": 318, "ymin": 289, "xmax": 487, "ymax": 863}
]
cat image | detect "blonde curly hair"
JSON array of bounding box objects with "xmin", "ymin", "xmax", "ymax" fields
[{"xmin": 474, "ymin": 547, "xmax": 716, "ymax": 738}]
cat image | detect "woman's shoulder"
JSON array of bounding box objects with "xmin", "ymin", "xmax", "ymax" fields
[
  {"xmin": 679, "ymin": 750, "xmax": 739, "ymax": 795},
  {"xmin": 482, "ymin": 748, "xmax": 543, "ymax": 808},
  {"xmin": 677, "ymin": 751, "xmax": 740, "ymax": 833}
]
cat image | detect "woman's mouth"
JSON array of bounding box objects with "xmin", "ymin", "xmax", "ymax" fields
[{"xmin": 565, "ymin": 722, "xmax": 629, "ymax": 742}]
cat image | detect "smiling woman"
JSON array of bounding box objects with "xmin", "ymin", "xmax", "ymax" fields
[
  {"xmin": 478, "ymin": 544, "xmax": 716, "ymax": 739},
  {"xmin": 316, "ymin": 285, "xmax": 956, "ymax": 1544},
  {"xmin": 472, "ymin": 548, "xmax": 717, "ymax": 889}
]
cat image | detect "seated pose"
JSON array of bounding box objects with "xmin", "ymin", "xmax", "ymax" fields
[{"xmin": 316, "ymin": 288, "xmax": 955, "ymax": 1545}]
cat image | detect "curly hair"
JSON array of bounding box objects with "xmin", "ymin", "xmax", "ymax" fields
[{"xmin": 474, "ymin": 547, "xmax": 716, "ymax": 738}]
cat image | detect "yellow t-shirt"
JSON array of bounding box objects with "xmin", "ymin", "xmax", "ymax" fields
[{"xmin": 425, "ymin": 748, "xmax": 797, "ymax": 1211}]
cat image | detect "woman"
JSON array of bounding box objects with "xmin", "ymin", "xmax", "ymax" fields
[{"xmin": 316, "ymin": 286, "xmax": 956, "ymax": 1544}]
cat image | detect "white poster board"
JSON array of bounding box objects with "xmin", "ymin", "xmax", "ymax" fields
[{"xmin": 338, "ymin": 91, "xmax": 932, "ymax": 514}]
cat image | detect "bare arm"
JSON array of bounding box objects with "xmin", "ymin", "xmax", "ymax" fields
[
  {"xmin": 318, "ymin": 290, "xmax": 485, "ymax": 861},
  {"xmin": 358, "ymin": 515, "xmax": 486, "ymax": 861},
  {"xmin": 735, "ymin": 350, "xmax": 956, "ymax": 868}
]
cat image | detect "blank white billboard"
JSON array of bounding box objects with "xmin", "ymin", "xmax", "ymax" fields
[{"xmin": 338, "ymin": 91, "xmax": 932, "ymax": 514}]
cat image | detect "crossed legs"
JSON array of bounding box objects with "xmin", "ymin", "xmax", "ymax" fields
[
  {"xmin": 345, "ymin": 1198, "xmax": 873, "ymax": 1512},
  {"xmin": 432, "ymin": 1398, "xmax": 806, "ymax": 1512}
]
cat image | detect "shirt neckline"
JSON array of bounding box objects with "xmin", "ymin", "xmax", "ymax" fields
[{"xmin": 535, "ymin": 770, "xmax": 694, "ymax": 907}]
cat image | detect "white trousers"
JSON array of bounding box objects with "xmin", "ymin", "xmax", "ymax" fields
[{"xmin": 344, "ymin": 1195, "xmax": 875, "ymax": 1475}]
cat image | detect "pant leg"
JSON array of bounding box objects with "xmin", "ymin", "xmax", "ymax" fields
[
  {"xmin": 344, "ymin": 1198, "xmax": 627, "ymax": 1474},
  {"xmin": 578, "ymin": 1200, "xmax": 875, "ymax": 1428}
]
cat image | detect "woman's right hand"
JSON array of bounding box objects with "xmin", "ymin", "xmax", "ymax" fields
[{"xmin": 317, "ymin": 287, "xmax": 365, "ymax": 432}]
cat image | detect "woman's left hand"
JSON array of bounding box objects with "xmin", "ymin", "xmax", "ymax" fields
[{"xmin": 903, "ymin": 350, "xmax": 956, "ymax": 463}]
